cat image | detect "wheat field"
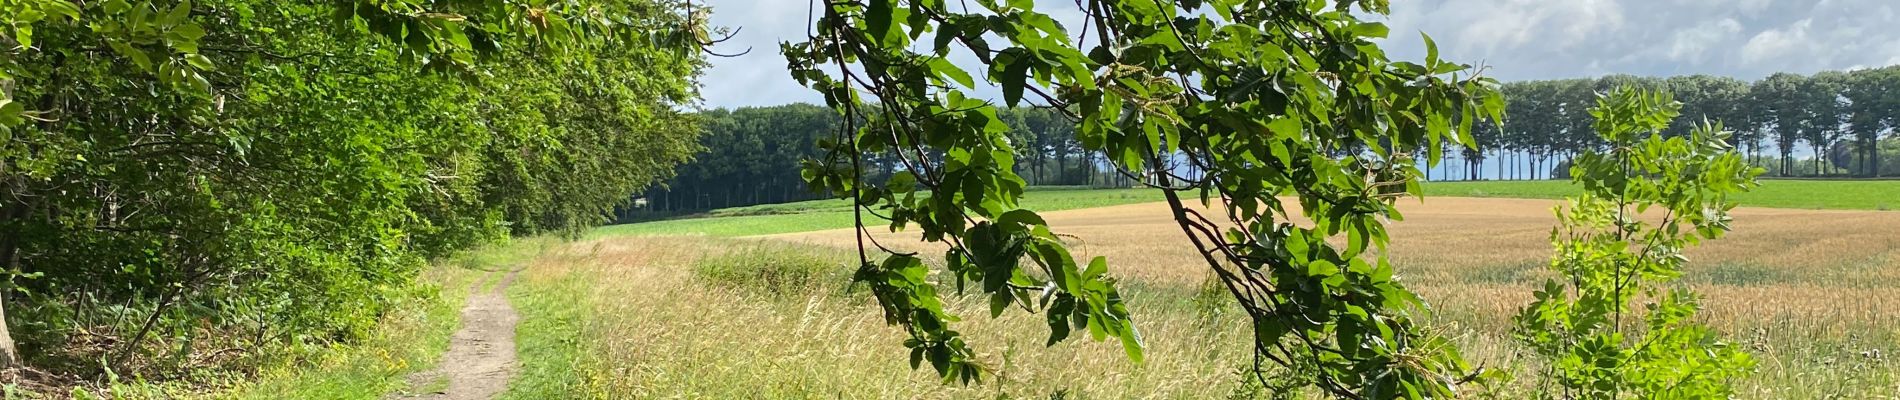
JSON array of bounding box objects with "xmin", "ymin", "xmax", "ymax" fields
[{"xmin": 513, "ymin": 197, "xmax": 1900, "ymax": 399}]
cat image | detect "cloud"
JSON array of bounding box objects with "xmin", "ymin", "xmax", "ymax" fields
[
  {"xmin": 1742, "ymin": 18, "xmax": 1810, "ymax": 64},
  {"xmin": 696, "ymin": 0, "xmax": 1900, "ymax": 108},
  {"xmin": 1666, "ymin": 18, "xmax": 1742, "ymax": 62}
]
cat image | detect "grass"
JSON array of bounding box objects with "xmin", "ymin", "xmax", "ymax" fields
[
  {"xmin": 499, "ymin": 249, "xmax": 598, "ymax": 400},
  {"xmin": 213, "ymin": 266, "xmax": 482, "ymax": 400},
  {"xmin": 692, "ymin": 243, "xmax": 853, "ymax": 295},
  {"xmin": 202, "ymin": 180, "xmax": 1884, "ymax": 398},
  {"xmin": 506, "ymin": 238, "xmax": 1267, "ymax": 399},
  {"xmin": 592, "ymin": 187, "xmax": 1159, "ymax": 237},
  {"xmin": 207, "ymin": 237, "xmax": 556, "ymax": 400},
  {"xmin": 595, "ymin": 180, "xmax": 1894, "ymax": 240},
  {"xmin": 509, "ymin": 195, "xmax": 1900, "ymax": 399},
  {"xmin": 1426, "ymin": 179, "xmax": 1900, "ymax": 210}
]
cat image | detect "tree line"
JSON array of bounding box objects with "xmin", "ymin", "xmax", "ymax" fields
[
  {"xmin": 654, "ymin": 64, "xmax": 1900, "ymax": 215},
  {"xmin": 1448, "ymin": 68, "xmax": 1900, "ymax": 180},
  {"xmin": 636, "ymin": 106, "xmax": 1139, "ymax": 214},
  {"xmin": 1, "ymin": 0, "xmax": 704, "ymax": 385}
]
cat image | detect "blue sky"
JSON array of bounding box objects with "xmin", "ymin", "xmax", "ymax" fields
[{"xmin": 693, "ymin": 0, "xmax": 1900, "ymax": 109}]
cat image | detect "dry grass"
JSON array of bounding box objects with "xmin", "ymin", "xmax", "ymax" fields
[
  {"xmin": 520, "ymin": 197, "xmax": 1900, "ymax": 399},
  {"xmin": 505, "ymin": 238, "xmax": 1273, "ymax": 399}
]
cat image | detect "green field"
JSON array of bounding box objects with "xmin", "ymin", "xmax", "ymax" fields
[
  {"xmin": 593, "ymin": 187, "xmax": 1162, "ymax": 237},
  {"xmin": 595, "ymin": 180, "xmax": 1897, "ymax": 238},
  {"xmin": 1427, "ymin": 179, "xmax": 1899, "ymax": 210}
]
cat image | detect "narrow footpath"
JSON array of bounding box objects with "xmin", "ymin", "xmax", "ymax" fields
[{"xmin": 396, "ymin": 270, "xmax": 521, "ymax": 400}]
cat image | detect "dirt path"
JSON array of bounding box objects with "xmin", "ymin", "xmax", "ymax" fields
[{"xmin": 396, "ymin": 270, "xmax": 522, "ymax": 400}]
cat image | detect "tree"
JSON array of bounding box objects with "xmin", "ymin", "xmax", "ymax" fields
[
  {"xmin": 1844, "ymin": 67, "xmax": 1900, "ymax": 176},
  {"xmin": 1804, "ymin": 71, "xmax": 1849, "ymax": 175},
  {"xmin": 0, "ymin": 0, "xmax": 705, "ymax": 378},
  {"xmin": 1516, "ymin": 87, "xmax": 1758, "ymax": 399},
  {"xmin": 787, "ymin": 0, "xmax": 1504, "ymax": 396},
  {"xmin": 1663, "ymin": 75, "xmax": 1750, "ymax": 138},
  {"xmin": 642, "ymin": 104, "xmax": 839, "ymax": 214},
  {"xmin": 1752, "ymin": 73, "xmax": 1808, "ymax": 176}
]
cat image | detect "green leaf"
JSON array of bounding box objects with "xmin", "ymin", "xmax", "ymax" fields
[
  {"xmin": 988, "ymin": 291, "xmax": 1013, "ymax": 317},
  {"xmin": 1350, "ymin": 22, "xmax": 1390, "ymax": 38},
  {"xmin": 928, "ymin": 58, "xmax": 975, "ymax": 88},
  {"xmin": 1082, "ymin": 256, "xmax": 1106, "ymax": 279},
  {"xmin": 164, "ymin": 0, "xmax": 193, "ymax": 26},
  {"xmin": 1044, "ymin": 295, "xmax": 1074, "ymax": 345},
  {"xmin": 108, "ymin": 40, "xmax": 154, "ymax": 71},
  {"xmin": 997, "ymin": 209, "xmax": 1044, "ymax": 228},
  {"xmin": 1307, "ymin": 259, "xmax": 1339, "ymax": 277},
  {"xmin": 867, "ymin": 0, "xmax": 895, "ymax": 45},
  {"xmin": 102, "ymin": 0, "xmax": 131, "ymax": 14},
  {"xmin": 1118, "ymin": 325, "xmax": 1145, "ymax": 363},
  {"xmin": 171, "ymin": 23, "xmax": 206, "ymax": 41},
  {"xmin": 183, "ymin": 53, "xmax": 214, "ymax": 70},
  {"xmin": 0, "ymin": 100, "xmax": 25, "ymax": 126},
  {"xmin": 889, "ymin": 171, "xmax": 918, "ymax": 193},
  {"xmin": 1000, "ymin": 58, "xmax": 1030, "ymax": 107}
]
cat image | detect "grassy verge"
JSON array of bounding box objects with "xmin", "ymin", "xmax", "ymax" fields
[
  {"xmin": 210, "ymin": 238, "xmax": 556, "ymax": 399},
  {"xmin": 1426, "ymin": 179, "xmax": 1899, "ymax": 210},
  {"xmin": 216, "ymin": 266, "xmax": 481, "ymax": 400},
  {"xmin": 499, "ymin": 248, "xmax": 599, "ymax": 400}
]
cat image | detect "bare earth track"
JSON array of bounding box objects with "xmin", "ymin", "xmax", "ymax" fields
[{"xmin": 396, "ymin": 270, "xmax": 522, "ymax": 400}]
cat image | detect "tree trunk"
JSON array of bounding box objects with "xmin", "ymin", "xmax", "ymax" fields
[
  {"xmin": 1056, "ymin": 151, "xmax": 1068, "ymax": 185},
  {"xmin": 0, "ymin": 75, "xmax": 22, "ymax": 369},
  {"xmin": 1440, "ymin": 155, "xmax": 1449, "ymax": 181},
  {"xmin": 1495, "ymin": 153, "xmax": 1503, "ymax": 180},
  {"xmin": 0, "ymin": 196, "xmax": 25, "ymax": 368}
]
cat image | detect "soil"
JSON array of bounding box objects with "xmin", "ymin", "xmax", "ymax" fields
[{"xmin": 395, "ymin": 270, "xmax": 521, "ymax": 400}]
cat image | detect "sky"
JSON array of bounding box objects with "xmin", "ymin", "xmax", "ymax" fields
[{"xmin": 693, "ymin": 0, "xmax": 1900, "ymax": 109}]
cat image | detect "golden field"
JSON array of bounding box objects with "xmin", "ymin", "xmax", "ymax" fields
[{"xmin": 508, "ymin": 197, "xmax": 1900, "ymax": 399}]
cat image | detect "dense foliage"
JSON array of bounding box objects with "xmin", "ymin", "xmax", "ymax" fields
[
  {"xmin": 1457, "ymin": 68, "xmax": 1900, "ymax": 180},
  {"xmin": 789, "ymin": 0, "xmax": 1505, "ymax": 397},
  {"xmin": 0, "ymin": 0, "xmax": 703, "ymax": 385},
  {"xmin": 1515, "ymin": 88, "xmax": 1759, "ymax": 398}
]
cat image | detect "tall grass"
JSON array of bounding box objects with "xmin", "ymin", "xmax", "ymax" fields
[
  {"xmin": 515, "ymin": 196, "xmax": 1900, "ymax": 398},
  {"xmin": 692, "ymin": 243, "xmax": 853, "ymax": 295},
  {"xmin": 507, "ymin": 238, "xmax": 1282, "ymax": 399}
]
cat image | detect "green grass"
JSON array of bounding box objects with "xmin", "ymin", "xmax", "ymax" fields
[
  {"xmin": 595, "ymin": 180, "xmax": 1895, "ymax": 239},
  {"xmin": 212, "ymin": 238, "xmax": 555, "ymax": 400},
  {"xmin": 218, "ymin": 267, "xmax": 481, "ymax": 400},
  {"xmin": 692, "ymin": 243, "xmax": 853, "ymax": 295},
  {"xmin": 500, "ymin": 254, "xmax": 598, "ymax": 399},
  {"xmin": 592, "ymin": 187, "xmax": 1160, "ymax": 237},
  {"xmin": 1425, "ymin": 179, "xmax": 1900, "ymax": 210},
  {"xmin": 498, "ymin": 278, "xmax": 588, "ymax": 400}
]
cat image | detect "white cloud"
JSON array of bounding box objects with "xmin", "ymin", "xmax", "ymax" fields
[
  {"xmin": 1742, "ymin": 18, "xmax": 1810, "ymax": 64},
  {"xmin": 1666, "ymin": 18, "xmax": 1742, "ymax": 62}
]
